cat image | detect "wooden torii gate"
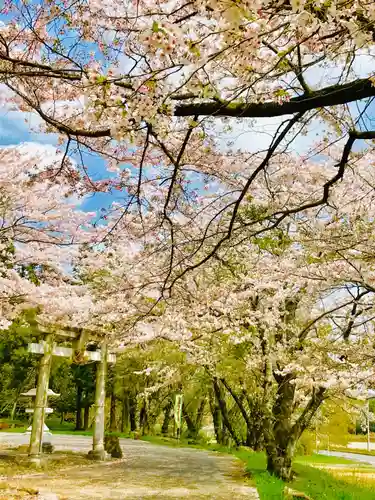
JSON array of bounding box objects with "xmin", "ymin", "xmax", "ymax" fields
[{"xmin": 27, "ymin": 322, "xmax": 116, "ymax": 464}]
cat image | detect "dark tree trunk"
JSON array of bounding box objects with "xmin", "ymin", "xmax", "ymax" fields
[
  {"xmin": 121, "ymin": 395, "xmax": 129, "ymax": 433},
  {"xmin": 75, "ymin": 384, "xmax": 83, "ymax": 430},
  {"xmin": 195, "ymin": 398, "xmax": 206, "ymax": 432},
  {"xmin": 212, "ymin": 377, "xmax": 241, "ymax": 446},
  {"xmin": 182, "ymin": 403, "xmax": 197, "ymax": 438},
  {"xmin": 162, "ymin": 399, "xmax": 173, "ymax": 435},
  {"xmin": 129, "ymin": 395, "xmax": 137, "ymax": 432},
  {"xmin": 221, "ymin": 378, "xmax": 256, "ymax": 447},
  {"xmin": 209, "ymin": 388, "xmax": 224, "ymax": 444},
  {"xmin": 266, "ymin": 442, "xmax": 295, "ymax": 481},
  {"xmin": 110, "ymin": 392, "xmax": 117, "ymax": 431},
  {"xmin": 139, "ymin": 399, "xmax": 148, "ymax": 435},
  {"xmin": 83, "ymin": 405, "xmax": 90, "ymax": 430},
  {"xmin": 264, "ymin": 374, "xmax": 297, "ymax": 480},
  {"xmin": 265, "ymin": 378, "xmax": 326, "ymax": 481},
  {"xmin": 245, "ymin": 420, "xmax": 264, "ymax": 451}
]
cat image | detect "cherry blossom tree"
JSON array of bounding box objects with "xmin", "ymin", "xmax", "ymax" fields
[
  {"xmin": 120, "ymin": 145, "xmax": 375, "ymax": 480},
  {"xmin": 147, "ymin": 239, "xmax": 375, "ymax": 478},
  {"xmin": 0, "ymin": 0, "xmax": 374, "ymax": 290},
  {"xmin": 0, "ymin": 142, "xmax": 100, "ymax": 328}
]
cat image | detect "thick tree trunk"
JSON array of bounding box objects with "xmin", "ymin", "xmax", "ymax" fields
[
  {"xmin": 266, "ymin": 441, "xmax": 295, "ymax": 481},
  {"xmin": 121, "ymin": 395, "xmax": 129, "ymax": 433},
  {"xmin": 162, "ymin": 399, "xmax": 173, "ymax": 435},
  {"xmin": 129, "ymin": 395, "xmax": 137, "ymax": 432},
  {"xmin": 110, "ymin": 392, "xmax": 117, "ymax": 431},
  {"xmin": 264, "ymin": 378, "xmax": 326, "ymax": 481},
  {"xmin": 182, "ymin": 397, "xmax": 207, "ymax": 440},
  {"xmin": 83, "ymin": 405, "xmax": 90, "ymax": 430},
  {"xmin": 212, "ymin": 378, "xmax": 241, "ymax": 446},
  {"xmin": 75, "ymin": 384, "xmax": 83, "ymax": 430},
  {"xmin": 182, "ymin": 403, "xmax": 197, "ymax": 438},
  {"xmin": 246, "ymin": 420, "xmax": 264, "ymax": 450},
  {"xmin": 209, "ymin": 388, "xmax": 224, "ymax": 444},
  {"xmin": 221, "ymin": 378, "xmax": 263, "ymax": 448},
  {"xmin": 210, "ymin": 390, "xmax": 228, "ymax": 445}
]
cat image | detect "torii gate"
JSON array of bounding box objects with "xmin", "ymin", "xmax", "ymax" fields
[{"xmin": 27, "ymin": 322, "xmax": 116, "ymax": 464}]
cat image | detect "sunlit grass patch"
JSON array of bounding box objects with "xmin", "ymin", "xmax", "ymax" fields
[{"xmin": 327, "ymin": 467, "xmax": 375, "ymax": 486}]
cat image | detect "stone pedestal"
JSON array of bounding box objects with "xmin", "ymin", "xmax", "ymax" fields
[{"xmin": 22, "ymin": 385, "xmax": 59, "ymax": 460}]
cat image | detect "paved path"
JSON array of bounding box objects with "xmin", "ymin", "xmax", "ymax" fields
[
  {"xmin": 319, "ymin": 450, "xmax": 375, "ymax": 466},
  {"xmin": 348, "ymin": 441, "xmax": 375, "ymax": 450},
  {"xmin": 0, "ymin": 432, "xmax": 96, "ymax": 452},
  {"xmin": 0, "ymin": 433, "xmax": 258, "ymax": 499}
]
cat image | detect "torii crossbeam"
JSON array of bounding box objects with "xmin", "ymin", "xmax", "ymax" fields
[{"xmin": 27, "ymin": 322, "xmax": 116, "ymax": 464}]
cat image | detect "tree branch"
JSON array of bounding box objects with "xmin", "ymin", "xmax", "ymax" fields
[
  {"xmin": 220, "ymin": 378, "xmax": 251, "ymax": 428},
  {"xmin": 174, "ymin": 78, "xmax": 375, "ymax": 118}
]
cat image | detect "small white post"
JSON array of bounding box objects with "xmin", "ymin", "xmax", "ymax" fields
[{"xmin": 174, "ymin": 394, "xmax": 183, "ymax": 441}]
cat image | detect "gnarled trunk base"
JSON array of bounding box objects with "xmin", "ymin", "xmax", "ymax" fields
[{"xmin": 266, "ymin": 444, "xmax": 294, "ymax": 481}]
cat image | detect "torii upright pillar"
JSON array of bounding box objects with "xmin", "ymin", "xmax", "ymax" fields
[
  {"xmin": 89, "ymin": 341, "xmax": 108, "ymax": 461},
  {"xmin": 28, "ymin": 334, "xmax": 54, "ymax": 465}
]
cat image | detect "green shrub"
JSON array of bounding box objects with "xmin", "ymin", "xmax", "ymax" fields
[
  {"xmin": 296, "ymin": 432, "xmax": 316, "ymax": 456},
  {"xmin": 104, "ymin": 435, "xmax": 123, "ymax": 458}
]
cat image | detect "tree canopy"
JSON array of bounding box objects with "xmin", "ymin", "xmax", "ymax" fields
[{"xmin": 1, "ymin": 0, "xmax": 375, "ymax": 481}]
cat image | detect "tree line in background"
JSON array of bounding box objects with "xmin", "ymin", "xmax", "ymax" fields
[{"xmin": 1, "ymin": 315, "xmax": 374, "ymax": 458}]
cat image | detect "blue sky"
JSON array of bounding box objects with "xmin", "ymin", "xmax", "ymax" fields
[{"xmin": 0, "ymin": 102, "xmax": 126, "ymax": 214}]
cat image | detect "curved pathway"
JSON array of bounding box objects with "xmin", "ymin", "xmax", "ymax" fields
[
  {"xmin": 0, "ymin": 434, "xmax": 258, "ymax": 499},
  {"xmin": 319, "ymin": 449, "xmax": 375, "ymax": 467}
]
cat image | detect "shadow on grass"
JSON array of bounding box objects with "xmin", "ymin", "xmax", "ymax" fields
[
  {"xmin": 292, "ymin": 463, "xmax": 375, "ymax": 500},
  {"xmin": 236, "ymin": 450, "xmax": 375, "ymax": 500},
  {"xmin": 234, "ymin": 451, "xmax": 284, "ymax": 499}
]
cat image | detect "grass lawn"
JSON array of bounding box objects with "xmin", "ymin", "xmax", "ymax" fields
[
  {"xmin": 0, "ymin": 417, "xmax": 132, "ymax": 438},
  {"xmin": 239, "ymin": 451, "xmax": 375, "ymax": 499},
  {"xmin": 346, "ymin": 434, "xmax": 375, "ymax": 442}
]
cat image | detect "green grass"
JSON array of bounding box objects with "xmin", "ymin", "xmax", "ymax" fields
[
  {"xmin": 346, "ymin": 434, "xmax": 375, "ymax": 442},
  {"xmin": 141, "ymin": 434, "xmax": 229, "ymax": 452},
  {"xmin": 233, "ymin": 450, "xmax": 284, "ymax": 498},
  {"xmin": 0, "ymin": 417, "xmax": 133, "ymax": 439},
  {"xmin": 0, "ymin": 418, "xmax": 25, "ymax": 426},
  {"xmin": 296, "ymin": 454, "xmax": 356, "ymax": 465},
  {"xmin": 238, "ymin": 452, "xmax": 375, "ymax": 500},
  {"xmin": 292, "ymin": 463, "xmax": 375, "ymax": 500}
]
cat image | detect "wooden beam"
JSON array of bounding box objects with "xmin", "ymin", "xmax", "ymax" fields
[
  {"xmin": 28, "ymin": 343, "xmax": 116, "ymax": 364},
  {"xmin": 36, "ymin": 321, "xmax": 109, "ymax": 340}
]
